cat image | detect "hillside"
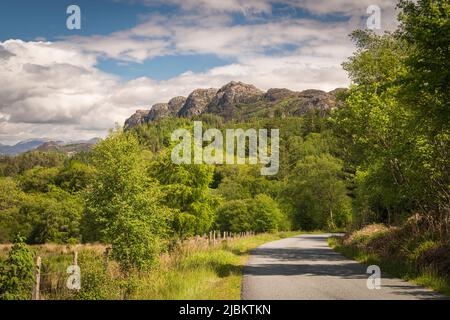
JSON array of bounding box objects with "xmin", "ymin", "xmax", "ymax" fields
[
  {"xmin": 35, "ymin": 139, "xmax": 100, "ymax": 155},
  {"xmin": 124, "ymin": 81, "xmax": 346, "ymax": 129},
  {"xmin": 0, "ymin": 138, "xmax": 100, "ymax": 156},
  {"xmin": 0, "ymin": 139, "xmax": 57, "ymax": 155}
]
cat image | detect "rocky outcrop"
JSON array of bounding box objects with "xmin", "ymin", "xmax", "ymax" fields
[
  {"xmin": 178, "ymin": 88, "xmax": 218, "ymax": 117},
  {"xmin": 207, "ymin": 81, "xmax": 264, "ymax": 119},
  {"xmin": 168, "ymin": 96, "xmax": 187, "ymax": 115},
  {"xmin": 147, "ymin": 103, "xmax": 170, "ymax": 121},
  {"xmin": 292, "ymin": 90, "xmax": 338, "ymax": 116},
  {"xmin": 124, "ymin": 81, "xmax": 347, "ymax": 129},
  {"xmin": 169, "ymin": 97, "xmax": 187, "ymax": 115},
  {"xmin": 124, "ymin": 110, "xmax": 151, "ymax": 130},
  {"xmin": 264, "ymin": 88, "xmax": 298, "ymax": 101}
]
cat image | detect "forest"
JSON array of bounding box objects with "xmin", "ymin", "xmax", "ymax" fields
[{"xmin": 0, "ymin": 0, "xmax": 448, "ymax": 299}]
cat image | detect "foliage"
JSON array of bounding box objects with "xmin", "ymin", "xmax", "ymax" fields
[
  {"xmin": 150, "ymin": 147, "xmax": 219, "ymax": 238},
  {"xmin": 0, "ymin": 178, "xmax": 26, "ymax": 243},
  {"xmin": 85, "ymin": 130, "xmax": 172, "ymax": 271},
  {"xmin": 0, "ymin": 236, "xmax": 34, "ymax": 300},
  {"xmin": 216, "ymin": 200, "xmax": 251, "ymax": 233},
  {"xmin": 333, "ymin": 0, "xmax": 449, "ymax": 231},
  {"xmin": 0, "ymin": 151, "xmax": 66, "ymax": 177},
  {"xmin": 17, "ymin": 167, "xmax": 60, "ymax": 193},
  {"xmin": 19, "ymin": 187, "xmax": 83, "ymax": 244},
  {"xmin": 56, "ymin": 161, "xmax": 96, "ymax": 193},
  {"xmin": 284, "ymin": 154, "xmax": 351, "ymax": 230},
  {"xmin": 216, "ymin": 194, "xmax": 285, "ymax": 233},
  {"xmin": 249, "ymin": 194, "xmax": 284, "ymax": 232}
]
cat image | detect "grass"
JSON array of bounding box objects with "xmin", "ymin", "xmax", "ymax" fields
[
  {"xmin": 328, "ymin": 236, "xmax": 450, "ymax": 297},
  {"xmin": 131, "ymin": 231, "xmax": 300, "ymax": 300},
  {"xmin": 1, "ymin": 232, "xmax": 300, "ymax": 300}
]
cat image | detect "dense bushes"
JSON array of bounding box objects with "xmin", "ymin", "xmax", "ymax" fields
[
  {"xmin": 216, "ymin": 194, "xmax": 284, "ymax": 233},
  {"xmin": 0, "ymin": 236, "xmax": 34, "ymax": 300}
]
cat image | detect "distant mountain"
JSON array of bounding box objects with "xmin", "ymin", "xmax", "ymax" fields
[
  {"xmin": 0, "ymin": 139, "xmax": 55, "ymax": 155},
  {"xmin": 124, "ymin": 81, "xmax": 347, "ymax": 130},
  {"xmin": 0, "ymin": 138, "xmax": 100, "ymax": 156},
  {"xmin": 36, "ymin": 140, "xmax": 98, "ymax": 154}
]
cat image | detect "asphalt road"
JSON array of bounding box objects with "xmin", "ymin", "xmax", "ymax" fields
[{"xmin": 241, "ymin": 234, "xmax": 446, "ymax": 300}]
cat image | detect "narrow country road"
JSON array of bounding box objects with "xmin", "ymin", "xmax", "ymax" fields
[{"xmin": 241, "ymin": 234, "xmax": 446, "ymax": 300}]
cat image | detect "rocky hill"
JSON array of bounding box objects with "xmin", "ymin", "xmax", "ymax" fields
[
  {"xmin": 35, "ymin": 139, "xmax": 99, "ymax": 155},
  {"xmin": 0, "ymin": 139, "xmax": 58, "ymax": 155},
  {"xmin": 124, "ymin": 81, "xmax": 346, "ymax": 129}
]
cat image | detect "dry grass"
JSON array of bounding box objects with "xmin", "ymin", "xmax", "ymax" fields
[
  {"xmin": 330, "ymin": 219, "xmax": 450, "ymax": 297},
  {"xmin": 1, "ymin": 232, "xmax": 299, "ymax": 300},
  {"xmin": 0, "ymin": 243, "xmax": 107, "ymax": 258},
  {"xmin": 343, "ymin": 224, "xmax": 390, "ymax": 246}
]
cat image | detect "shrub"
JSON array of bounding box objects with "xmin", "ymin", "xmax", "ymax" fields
[{"xmin": 0, "ymin": 236, "xmax": 35, "ymax": 300}]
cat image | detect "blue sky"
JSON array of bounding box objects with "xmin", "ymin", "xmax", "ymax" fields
[
  {"xmin": 0, "ymin": 0, "xmax": 232, "ymax": 80},
  {"xmin": 0, "ymin": 0, "xmax": 351, "ymax": 80},
  {"xmin": 0, "ymin": 0, "xmax": 398, "ymax": 144}
]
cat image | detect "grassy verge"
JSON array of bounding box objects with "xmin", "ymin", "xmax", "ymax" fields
[
  {"xmin": 131, "ymin": 231, "xmax": 299, "ymax": 300},
  {"xmin": 1, "ymin": 232, "xmax": 300, "ymax": 300},
  {"xmin": 328, "ymin": 229, "xmax": 450, "ymax": 297}
]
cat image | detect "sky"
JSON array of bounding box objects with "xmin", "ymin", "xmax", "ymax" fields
[{"xmin": 0, "ymin": 0, "xmax": 399, "ymax": 144}]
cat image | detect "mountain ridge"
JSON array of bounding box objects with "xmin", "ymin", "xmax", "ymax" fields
[
  {"xmin": 124, "ymin": 81, "xmax": 346, "ymax": 129},
  {"xmin": 0, "ymin": 138, "xmax": 100, "ymax": 156}
]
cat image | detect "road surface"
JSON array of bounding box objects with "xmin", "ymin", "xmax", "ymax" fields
[{"xmin": 241, "ymin": 234, "xmax": 446, "ymax": 300}]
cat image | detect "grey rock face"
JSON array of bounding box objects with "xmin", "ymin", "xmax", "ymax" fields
[
  {"xmin": 178, "ymin": 88, "xmax": 218, "ymax": 117},
  {"xmin": 207, "ymin": 81, "xmax": 264, "ymax": 118},
  {"xmin": 168, "ymin": 96, "xmax": 187, "ymax": 115},
  {"xmin": 124, "ymin": 110, "xmax": 150, "ymax": 130},
  {"xmin": 210, "ymin": 81, "xmax": 263, "ymax": 107},
  {"xmin": 124, "ymin": 82, "xmax": 346, "ymax": 129},
  {"xmin": 264, "ymin": 88, "xmax": 298, "ymax": 101},
  {"xmin": 146, "ymin": 103, "xmax": 170, "ymax": 121},
  {"xmin": 293, "ymin": 90, "xmax": 337, "ymax": 116}
]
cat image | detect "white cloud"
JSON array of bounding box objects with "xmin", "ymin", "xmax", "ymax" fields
[
  {"xmin": 0, "ymin": 37, "xmax": 350, "ymax": 144},
  {"xmin": 125, "ymin": 0, "xmax": 272, "ymax": 14},
  {"xmin": 0, "ymin": 0, "xmax": 401, "ymax": 144}
]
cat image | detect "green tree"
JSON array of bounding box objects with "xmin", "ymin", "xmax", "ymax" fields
[
  {"xmin": 285, "ymin": 154, "xmax": 351, "ymax": 230},
  {"xmin": 0, "ymin": 178, "xmax": 25, "ymax": 243},
  {"xmin": 149, "ymin": 147, "xmax": 218, "ymax": 238},
  {"xmin": 19, "ymin": 187, "xmax": 83, "ymax": 244},
  {"xmin": 85, "ymin": 130, "xmax": 172, "ymax": 271},
  {"xmin": 334, "ymin": 8, "xmax": 450, "ymax": 229},
  {"xmin": 215, "ymin": 195, "xmax": 285, "ymax": 233},
  {"xmin": 397, "ymin": 0, "xmax": 450, "ymax": 228},
  {"xmin": 0, "ymin": 151, "xmax": 66, "ymax": 177},
  {"xmin": 249, "ymin": 194, "xmax": 284, "ymax": 232},
  {"xmin": 216, "ymin": 200, "xmax": 251, "ymax": 233},
  {"xmin": 17, "ymin": 167, "xmax": 60, "ymax": 193},
  {"xmin": 56, "ymin": 161, "xmax": 95, "ymax": 193}
]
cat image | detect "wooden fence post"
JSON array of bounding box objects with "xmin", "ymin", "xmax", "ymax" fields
[
  {"xmin": 103, "ymin": 248, "xmax": 110, "ymax": 270},
  {"xmin": 73, "ymin": 251, "xmax": 78, "ymax": 266},
  {"xmin": 32, "ymin": 256, "xmax": 41, "ymax": 300}
]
